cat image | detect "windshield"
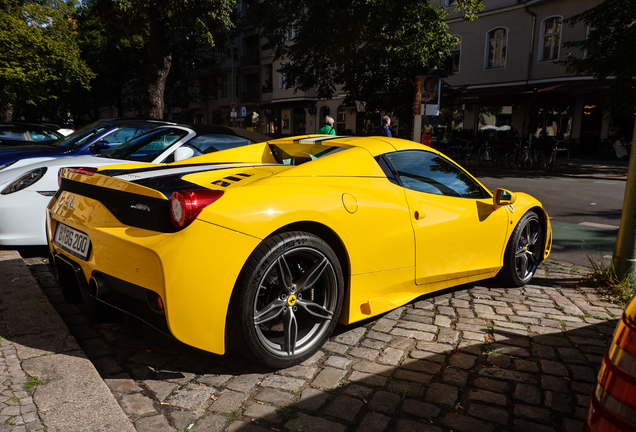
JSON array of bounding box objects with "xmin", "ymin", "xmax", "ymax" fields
[
  {"xmin": 54, "ymin": 122, "xmax": 112, "ymax": 149},
  {"xmin": 55, "ymin": 122, "xmax": 163, "ymax": 150},
  {"xmin": 99, "ymin": 127, "xmax": 188, "ymax": 161}
]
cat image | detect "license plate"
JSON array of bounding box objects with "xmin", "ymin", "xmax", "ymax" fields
[{"xmin": 53, "ymin": 223, "xmax": 92, "ymax": 261}]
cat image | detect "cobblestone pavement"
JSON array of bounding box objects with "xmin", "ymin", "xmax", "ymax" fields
[
  {"xmin": 23, "ymin": 257, "xmax": 622, "ymax": 432},
  {"xmin": 0, "ymin": 328, "xmax": 42, "ymax": 432}
]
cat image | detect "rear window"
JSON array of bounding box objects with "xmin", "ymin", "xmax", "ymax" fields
[
  {"xmin": 269, "ymin": 144, "xmax": 347, "ymax": 165},
  {"xmin": 183, "ymin": 134, "xmax": 252, "ymax": 156}
]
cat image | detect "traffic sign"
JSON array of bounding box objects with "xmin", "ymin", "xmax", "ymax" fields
[{"xmin": 230, "ymin": 102, "xmax": 237, "ymax": 109}]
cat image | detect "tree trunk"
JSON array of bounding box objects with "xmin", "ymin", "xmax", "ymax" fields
[
  {"xmin": 142, "ymin": 4, "xmax": 171, "ymax": 119},
  {"xmin": 2, "ymin": 104, "xmax": 13, "ymax": 122}
]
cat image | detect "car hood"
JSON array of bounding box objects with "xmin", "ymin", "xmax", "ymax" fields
[
  {"xmin": 0, "ymin": 145, "xmax": 68, "ymax": 164},
  {"xmin": 0, "ymin": 155, "xmax": 139, "ymax": 188}
]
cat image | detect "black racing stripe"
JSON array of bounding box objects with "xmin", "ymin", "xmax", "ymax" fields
[
  {"xmin": 132, "ymin": 176, "xmax": 205, "ymax": 197},
  {"xmin": 60, "ymin": 178, "xmax": 184, "ymax": 233}
]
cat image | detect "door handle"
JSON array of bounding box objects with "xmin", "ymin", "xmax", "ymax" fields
[{"xmin": 414, "ymin": 211, "xmax": 425, "ymax": 220}]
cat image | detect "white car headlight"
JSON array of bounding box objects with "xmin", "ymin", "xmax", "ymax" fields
[{"xmin": 1, "ymin": 168, "xmax": 48, "ymax": 195}]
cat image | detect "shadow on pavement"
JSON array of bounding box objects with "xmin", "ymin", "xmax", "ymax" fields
[{"xmin": 7, "ymin": 251, "xmax": 619, "ymax": 432}]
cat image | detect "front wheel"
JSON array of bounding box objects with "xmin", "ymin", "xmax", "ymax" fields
[
  {"xmin": 498, "ymin": 211, "xmax": 543, "ymax": 287},
  {"xmin": 229, "ymin": 231, "xmax": 344, "ymax": 368}
]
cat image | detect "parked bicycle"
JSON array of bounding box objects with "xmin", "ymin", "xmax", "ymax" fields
[
  {"xmin": 447, "ymin": 138, "xmax": 474, "ymax": 165},
  {"xmin": 546, "ymin": 137, "xmax": 570, "ymax": 171},
  {"xmin": 478, "ymin": 140, "xmax": 507, "ymax": 168},
  {"xmin": 508, "ymin": 137, "xmax": 546, "ymax": 171}
]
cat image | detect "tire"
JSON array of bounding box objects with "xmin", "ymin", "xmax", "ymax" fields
[
  {"xmin": 502, "ymin": 153, "xmax": 513, "ymax": 170},
  {"xmin": 508, "ymin": 149, "xmax": 521, "ymax": 170},
  {"xmin": 518, "ymin": 152, "xmax": 532, "ymax": 171},
  {"xmin": 229, "ymin": 231, "xmax": 344, "ymax": 368},
  {"xmin": 535, "ymin": 153, "xmax": 547, "ymax": 170},
  {"xmin": 479, "ymin": 147, "xmax": 495, "ymax": 168},
  {"xmin": 462, "ymin": 148, "xmax": 473, "ymax": 165},
  {"xmin": 498, "ymin": 211, "xmax": 543, "ymax": 287}
]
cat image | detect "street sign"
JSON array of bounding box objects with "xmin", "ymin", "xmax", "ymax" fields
[
  {"xmin": 241, "ymin": 107, "xmax": 246, "ymax": 117},
  {"xmin": 230, "ymin": 102, "xmax": 237, "ymax": 109}
]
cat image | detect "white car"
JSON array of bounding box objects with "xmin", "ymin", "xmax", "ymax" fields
[{"xmin": 0, "ymin": 124, "xmax": 269, "ymax": 246}]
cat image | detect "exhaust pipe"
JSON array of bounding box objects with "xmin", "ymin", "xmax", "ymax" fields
[{"xmin": 89, "ymin": 274, "xmax": 111, "ymax": 299}]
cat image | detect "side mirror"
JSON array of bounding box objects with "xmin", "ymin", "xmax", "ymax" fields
[
  {"xmin": 89, "ymin": 140, "xmax": 110, "ymax": 155},
  {"xmin": 174, "ymin": 146, "xmax": 195, "ymax": 162},
  {"xmin": 493, "ymin": 188, "xmax": 517, "ymax": 207}
]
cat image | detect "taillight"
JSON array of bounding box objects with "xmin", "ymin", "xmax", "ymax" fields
[
  {"xmin": 67, "ymin": 167, "xmax": 98, "ymax": 176},
  {"xmin": 586, "ymin": 311, "xmax": 636, "ymax": 431},
  {"xmin": 58, "ymin": 167, "xmax": 98, "ymax": 187},
  {"xmin": 169, "ymin": 189, "xmax": 224, "ymax": 228}
]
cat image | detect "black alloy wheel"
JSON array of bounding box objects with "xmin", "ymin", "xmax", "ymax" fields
[
  {"xmin": 498, "ymin": 211, "xmax": 543, "ymax": 287},
  {"xmin": 230, "ymin": 231, "xmax": 344, "ymax": 368}
]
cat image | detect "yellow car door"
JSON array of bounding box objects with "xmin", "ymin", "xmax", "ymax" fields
[{"xmin": 383, "ymin": 150, "xmax": 510, "ymax": 286}]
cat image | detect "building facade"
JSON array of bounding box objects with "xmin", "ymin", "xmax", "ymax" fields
[
  {"xmin": 172, "ymin": 0, "xmax": 397, "ymax": 138},
  {"xmin": 167, "ymin": 0, "xmax": 623, "ymax": 155},
  {"xmin": 437, "ymin": 0, "xmax": 628, "ymax": 155}
]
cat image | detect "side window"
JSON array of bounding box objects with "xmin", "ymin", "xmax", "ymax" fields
[
  {"xmin": 29, "ymin": 130, "xmax": 58, "ymax": 140},
  {"xmin": 385, "ymin": 150, "xmax": 485, "ymax": 198}
]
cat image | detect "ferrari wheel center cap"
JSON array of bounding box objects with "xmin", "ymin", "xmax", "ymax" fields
[{"xmin": 287, "ymin": 295, "xmax": 297, "ymax": 306}]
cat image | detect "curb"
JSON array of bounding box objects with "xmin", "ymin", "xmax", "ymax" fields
[{"xmin": 0, "ymin": 251, "xmax": 135, "ymax": 432}]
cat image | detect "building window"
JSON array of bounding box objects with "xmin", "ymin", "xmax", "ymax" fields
[
  {"xmin": 445, "ymin": 0, "xmax": 457, "ymax": 6},
  {"xmin": 540, "ymin": 17, "xmax": 562, "ymax": 61},
  {"xmin": 221, "ymin": 76, "xmax": 228, "ymax": 98},
  {"xmin": 486, "ymin": 28, "xmax": 507, "ymax": 69},
  {"xmin": 279, "ymin": 72, "xmax": 287, "ymax": 89},
  {"xmin": 450, "ymin": 36, "xmax": 461, "ymax": 72}
]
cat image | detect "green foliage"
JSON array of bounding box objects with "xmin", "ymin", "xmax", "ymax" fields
[
  {"xmin": 580, "ymin": 253, "xmax": 636, "ymax": 305},
  {"xmin": 256, "ymin": 0, "xmax": 483, "ymax": 121},
  {"xmin": 561, "ymin": 0, "xmax": 636, "ymax": 115},
  {"xmin": 0, "ymin": 0, "xmax": 94, "ymax": 120},
  {"xmin": 224, "ymin": 409, "xmax": 242, "ymax": 424},
  {"xmin": 23, "ymin": 376, "xmax": 45, "ymax": 391},
  {"xmin": 68, "ymin": 0, "xmax": 148, "ymax": 120},
  {"xmin": 109, "ymin": 0, "xmax": 236, "ymax": 117}
]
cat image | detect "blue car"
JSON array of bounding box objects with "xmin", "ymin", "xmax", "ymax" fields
[{"xmin": 0, "ymin": 118, "xmax": 176, "ymax": 171}]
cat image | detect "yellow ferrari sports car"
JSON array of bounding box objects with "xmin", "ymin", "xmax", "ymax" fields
[{"xmin": 47, "ymin": 135, "xmax": 551, "ymax": 367}]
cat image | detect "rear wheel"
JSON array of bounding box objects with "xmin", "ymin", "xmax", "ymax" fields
[
  {"xmin": 498, "ymin": 211, "xmax": 543, "ymax": 287},
  {"xmin": 517, "ymin": 152, "xmax": 531, "ymax": 171},
  {"xmin": 479, "ymin": 146, "xmax": 495, "ymax": 168},
  {"xmin": 535, "ymin": 152, "xmax": 547, "ymax": 170},
  {"xmin": 230, "ymin": 231, "xmax": 344, "ymax": 368}
]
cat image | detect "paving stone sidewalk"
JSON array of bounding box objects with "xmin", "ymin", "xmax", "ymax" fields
[
  {"xmin": 19, "ymin": 256, "xmax": 621, "ymax": 432},
  {"xmin": 0, "ymin": 251, "xmax": 135, "ymax": 432}
]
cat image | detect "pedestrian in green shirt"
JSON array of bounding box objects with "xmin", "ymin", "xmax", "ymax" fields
[{"xmin": 317, "ymin": 116, "xmax": 335, "ymax": 135}]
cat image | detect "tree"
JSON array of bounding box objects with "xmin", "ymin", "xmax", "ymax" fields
[
  {"xmin": 562, "ymin": 0, "xmax": 636, "ymax": 280},
  {"xmin": 112, "ymin": 0, "xmax": 235, "ymax": 118},
  {"xmin": 71, "ymin": 0, "xmax": 147, "ymax": 122},
  {"xmin": 255, "ymin": 0, "xmax": 483, "ymax": 125},
  {"xmin": 0, "ymin": 0, "xmax": 94, "ymax": 122},
  {"xmin": 562, "ymin": 0, "xmax": 636, "ymax": 115}
]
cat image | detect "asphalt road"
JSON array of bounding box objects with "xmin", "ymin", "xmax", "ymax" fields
[{"xmin": 477, "ymin": 173, "xmax": 626, "ymax": 268}]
